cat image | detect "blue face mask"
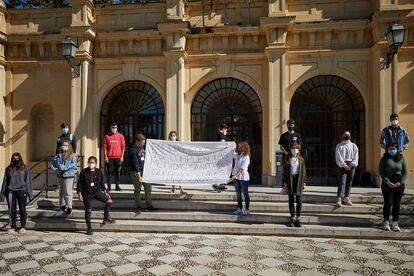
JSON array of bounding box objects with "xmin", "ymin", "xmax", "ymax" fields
[
  {"xmin": 388, "ymin": 149, "xmax": 398, "ymax": 156},
  {"xmin": 62, "ymin": 128, "xmax": 69, "ymax": 134},
  {"xmin": 62, "ymin": 145, "xmax": 68, "ymax": 151},
  {"xmin": 291, "ymin": 149, "xmax": 299, "ymax": 155}
]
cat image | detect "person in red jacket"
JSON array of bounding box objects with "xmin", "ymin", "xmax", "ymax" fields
[{"xmin": 103, "ymin": 122, "xmax": 125, "ymax": 191}]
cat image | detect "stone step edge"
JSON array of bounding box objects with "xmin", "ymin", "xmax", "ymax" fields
[
  {"xmin": 24, "ymin": 218, "xmax": 414, "ymax": 240},
  {"xmin": 25, "ymin": 208, "xmax": 414, "ymax": 226}
]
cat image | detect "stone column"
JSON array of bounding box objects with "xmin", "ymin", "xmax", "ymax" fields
[
  {"xmin": 67, "ymin": 0, "xmax": 95, "ymax": 166},
  {"xmin": 159, "ymin": 23, "xmax": 188, "ymax": 139},
  {"xmin": 261, "ymin": 18, "xmax": 290, "ymax": 186},
  {"xmin": 268, "ymin": 0, "xmax": 286, "ymax": 17},
  {"xmin": 0, "ymin": 0, "xmax": 6, "ymax": 180}
]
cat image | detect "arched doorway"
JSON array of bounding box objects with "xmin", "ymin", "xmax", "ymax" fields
[
  {"xmin": 290, "ymin": 75, "xmax": 365, "ymax": 185},
  {"xmin": 191, "ymin": 78, "xmax": 263, "ymax": 184},
  {"xmin": 100, "ymin": 80, "xmax": 165, "ymax": 173}
]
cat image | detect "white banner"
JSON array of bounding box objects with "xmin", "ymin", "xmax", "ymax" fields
[{"xmin": 142, "ymin": 139, "xmax": 236, "ymax": 185}]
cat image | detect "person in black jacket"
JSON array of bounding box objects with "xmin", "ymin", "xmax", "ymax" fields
[
  {"xmin": 77, "ymin": 156, "xmax": 113, "ymax": 235},
  {"xmin": 129, "ymin": 134, "xmax": 154, "ymax": 213},
  {"xmin": 56, "ymin": 123, "xmax": 77, "ymax": 154},
  {"xmin": 1, "ymin": 152, "xmax": 33, "ymax": 234}
]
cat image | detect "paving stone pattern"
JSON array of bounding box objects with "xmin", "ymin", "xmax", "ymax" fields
[{"xmin": 0, "ymin": 231, "xmax": 413, "ymax": 276}]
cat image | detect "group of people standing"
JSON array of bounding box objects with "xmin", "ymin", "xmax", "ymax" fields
[{"xmin": 0, "ymin": 113, "xmax": 409, "ymax": 234}]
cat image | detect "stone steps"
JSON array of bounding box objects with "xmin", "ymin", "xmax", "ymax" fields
[
  {"xmin": 24, "ymin": 217, "xmax": 414, "ymax": 240},
  {"xmin": 36, "ymin": 198, "xmax": 414, "ymax": 215},
  {"xmin": 25, "ymin": 208, "xmax": 414, "ymax": 227},
  {"xmin": 41, "ymin": 190, "xmax": 414, "ymax": 204}
]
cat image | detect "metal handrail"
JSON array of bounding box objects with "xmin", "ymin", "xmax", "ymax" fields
[{"xmin": 27, "ymin": 154, "xmax": 84, "ymax": 205}]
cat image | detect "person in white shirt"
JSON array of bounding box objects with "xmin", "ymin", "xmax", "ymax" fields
[
  {"xmin": 230, "ymin": 141, "xmax": 251, "ymax": 216},
  {"xmin": 335, "ymin": 131, "xmax": 359, "ymax": 207}
]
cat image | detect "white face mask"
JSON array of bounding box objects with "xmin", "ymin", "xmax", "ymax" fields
[
  {"xmin": 391, "ymin": 120, "xmax": 399, "ymax": 126},
  {"xmin": 62, "ymin": 128, "xmax": 69, "ymax": 134},
  {"xmin": 170, "ymin": 136, "xmax": 177, "ymax": 141},
  {"xmin": 88, "ymin": 163, "xmax": 96, "ymax": 169},
  {"xmin": 291, "ymin": 149, "xmax": 299, "ymax": 155},
  {"xmin": 111, "ymin": 127, "xmax": 117, "ymax": 133},
  {"xmin": 61, "ymin": 145, "xmax": 68, "ymax": 151},
  {"xmin": 222, "ymin": 130, "xmax": 227, "ymax": 136}
]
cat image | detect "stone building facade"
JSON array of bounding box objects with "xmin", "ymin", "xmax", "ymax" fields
[{"xmin": 0, "ymin": 0, "xmax": 413, "ymax": 187}]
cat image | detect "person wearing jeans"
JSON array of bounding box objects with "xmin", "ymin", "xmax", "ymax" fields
[
  {"xmin": 0, "ymin": 152, "xmax": 33, "ymax": 234},
  {"xmin": 52, "ymin": 140, "xmax": 77, "ymax": 215},
  {"xmin": 283, "ymin": 144, "xmax": 306, "ymax": 228},
  {"xmin": 335, "ymin": 131, "xmax": 359, "ymax": 207},
  {"xmin": 103, "ymin": 122, "xmax": 125, "ymax": 191},
  {"xmin": 379, "ymin": 144, "xmax": 407, "ymax": 232},
  {"xmin": 77, "ymin": 156, "xmax": 113, "ymax": 235},
  {"xmin": 230, "ymin": 141, "xmax": 251, "ymax": 216},
  {"xmin": 129, "ymin": 134, "xmax": 154, "ymax": 213}
]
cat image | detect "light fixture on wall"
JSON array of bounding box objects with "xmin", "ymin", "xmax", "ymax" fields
[
  {"xmin": 61, "ymin": 36, "xmax": 80, "ymax": 78},
  {"xmin": 384, "ymin": 22, "xmax": 406, "ymax": 68}
]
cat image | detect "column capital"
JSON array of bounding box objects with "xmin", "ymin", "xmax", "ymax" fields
[
  {"xmin": 69, "ymin": 0, "xmax": 94, "ymax": 27},
  {"xmin": 166, "ymin": 0, "xmax": 185, "ymax": 21},
  {"xmin": 261, "ymin": 16, "xmax": 294, "ymax": 47}
]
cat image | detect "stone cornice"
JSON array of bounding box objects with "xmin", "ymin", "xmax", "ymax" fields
[
  {"xmin": 95, "ymin": 30, "xmax": 161, "ymax": 41},
  {"xmin": 61, "ymin": 26, "xmax": 96, "ymax": 41},
  {"xmin": 158, "ymin": 22, "xmax": 190, "ymax": 34},
  {"xmin": 260, "ymin": 16, "xmax": 296, "ymax": 31},
  {"xmin": 291, "ymin": 19, "xmax": 370, "ymax": 32}
]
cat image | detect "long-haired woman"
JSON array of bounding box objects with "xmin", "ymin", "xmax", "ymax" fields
[
  {"xmin": 52, "ymin": 140, "xmax": 77, "ymax": 215},
  {"xmin": 0, "ymin": 153, "xmax": 33, "ymax": 234},
  {"xmin": 230, "ymin": 141, "xmax": 251, "ymax": 216},
  {"xmin": 168, "ymin": 131, "xmax": 187, "ymax": 194}
]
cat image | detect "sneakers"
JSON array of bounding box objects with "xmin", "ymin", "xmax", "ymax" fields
[
  {"xmin": 336, "ymin": 198, "xmax": 342, "ymax": 207},
  {"xmin": 65, "ymin": 207, "xmax": 72, "ymax": 215},
  {"xmin": 60, "ymin": 205, "xmax": 67, "ymax": 212},
  {"xmin": 343, "ymin": 197, "xmax": 353, "ymax": 206},
  {"xmin": 86, "ymin": 228, "xmax": 93, "ymax": 235},
  {"xmin": 242, "ymin": 209, "xmax": 251, "ymax": 216},
  {"xmin": 383, "ymin": 221, "xmax": 391, "ymax": 231},
  {"xmin": 391, "ymin": 221, "xmax": 401, "ymax": 232},
  {"xmin": 19, "ymin": 228, "xmax": 26, "ymax": 234},
  {"xmin": 294, "ymin": 219, "xmax": 302, "ymax": 228},
  {"xmin": 147, "ymin": 206, "xmax": 156, "ymax": 211},
  {"xmin": 7, "ymin": 228, "xmax": 17, "ymax": 234},
  {"xmin": 233, "ymin": 208, "xmax": 243, "ymax": 215},
  {"xmin": 102, "ymin": 218, "xmax": 115, "ymax": 225},
  {"xmin": 289, "ymin": 218, "xmax": 295, "ymax": 227},
  {"xmin": 115, "ymin": 185, "xmax": 122, "ymax": 191}
]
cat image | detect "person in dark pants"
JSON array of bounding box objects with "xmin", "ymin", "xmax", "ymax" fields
[
  {"xmin": 283, "ymin": 144, "xmax": 306, "ymax": 228},
  {"xmin": 213, "ymin": 124, "xmax": 228, "ymax": 192},
  {"xmin": 379, "ymin": 144, "xmax": 407, "ymax": 232},
  {"xmin": 379, "ymin": 113, "xmax": 409, "ymax": 153},
  {"xmin": 230, "ymin": 142, "xmax": 251, "ymax": 216},
  {"xmin": 129, "ymin": 134, "xmax": 155, "ymax": 213},
  {"xmin": 77, "ymin": 156, "xmax": 113, "ymax": 235},
  {"xmin": 56, "ymin": 123, "xmax": 77, "ymax": 154},
  {"xmin": 103, "ymin": 122, "xmax": 125, "ymax": 191},
  {"xmin": 278, "ymin": 119, "xmax": 303, "ymax": 194},
  {"xmin": 0, "ymin": 152, "xmax": 33, "ymax": 234},
  {"xmin": 335, "ymin": 131, "xmax": 359, "ymax": 207}
]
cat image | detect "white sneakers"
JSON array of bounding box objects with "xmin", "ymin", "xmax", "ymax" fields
[
  {"xmin": 336, "ymin": 198, "xmax": 342, "ymax": 207},
  {"xmin": 391, "ymin": 221, "xmax": 401, "ymax": 232},
  {"xmin": 383, "ymin": 221, "xmax": 402, "ymax": 232},
  {"xmin": 19, "ymin": 228, "xmax": 27, "ymax": 234},
  {"xmin": 233, "ymin": 209, "xmax": 251, "ymax": 216},
  {"xmin": 7, "ymin": 228, "xmax": 26, "ymax": 234}
]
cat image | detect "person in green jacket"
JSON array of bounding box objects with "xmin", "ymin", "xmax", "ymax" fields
[
  {"xmin": 379, "ymin": 144, "xmax": 407, "ymax": 232},
  {"xmin": 283, "ymin": 143, "xmax": 306, "ymax": 227}
]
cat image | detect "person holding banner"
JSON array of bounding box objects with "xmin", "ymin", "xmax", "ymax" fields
[
  {"xmin": 129, "ymin": 134, "xmax": 155, "ymax": 213},
  {"xmin": 283, "ymin": 143, "xmax": 306, "ymax": 227},
  {"xmin": 168, "ymin": 131, "xmax": 187, "ymax": 194},
  {"xmin": 230, "ymin": 141, "xmax": 251, "ymax": 216},
  {"xmin": 77, "ymin": 156, "xmax": 113, "ymax": 235},
  {"xmin": 213, "ymin": 124, "xmax": 229, "ymax": 192}
]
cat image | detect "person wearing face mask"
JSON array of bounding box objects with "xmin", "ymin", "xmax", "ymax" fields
[
  {"xmin": 52, "ymin": 140, "xmax": 77, "ymax": 215},
  {"xmin": 168, "ymin": 131, "xmax": 187, "ymax": 194},
  {"xmin": 379, "ymin": 113, "xmax": 410, "ymax": 153},
  {"xmin": 56, "ymin": 123, "xmax": 77, "ymax": 154},
  {"xmin": 379, "ymin": 144, "xmax": 407, "ymax": 232},
  {"xmin": 77, "ymin": 156, "xmax": 113, "ymax": 235},
  {"xmin": 335, "ymin": 131, "xmax": 359, "ymax": 207},
  {"xmin": 278, "ymin": 119, "xmax": 303, "ymax": 194},
  {"xmin": 129, "ymin": 134, "xmax": 155, "ymax": 213},
  {"xmin": 283, "ymin": 144, "xmax": 306, "ymax": 227},
  {"xmin": 213, "ymin": 124, "xmax": 229, "ymax": 192},
  {"xmin": 230, "ymin": 142, "xmax": 251, "ymax": 216},
  {"xmin": 0, "ymin": 153, "xmax": 33, "ymax": 234},
  {"xmin": 103, "ymin": 122, "xmax": 126, "ymax": 191}
]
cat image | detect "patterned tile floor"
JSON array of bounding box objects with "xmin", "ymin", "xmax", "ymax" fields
[{"xmin": 0, "ymin": 231, "xmax": 413, "ymax": 276}]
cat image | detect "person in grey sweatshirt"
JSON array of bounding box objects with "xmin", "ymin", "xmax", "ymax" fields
[
  {"xmin": 335, "ymin": 131, "xmax": 359, "ymax": 207},
  {"xmin": 0, "ymin": 152, "xmax": 33, "ymax": 234}
]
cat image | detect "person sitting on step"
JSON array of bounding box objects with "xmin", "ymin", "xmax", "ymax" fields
[
  {"xmin": 77, "ymin": 156, "xmax": 113, "ymax": 235},
  {"xmin": 283, "ymin": 143, "xmax": 306, "ymax": 228}
]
